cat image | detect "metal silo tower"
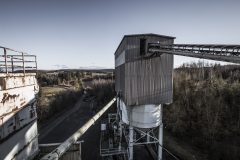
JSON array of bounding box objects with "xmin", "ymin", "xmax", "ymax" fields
[{"xmin": 115, "ymin": 34, "xmax": 174, "ymax": 160}]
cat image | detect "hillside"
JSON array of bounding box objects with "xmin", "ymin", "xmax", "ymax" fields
[{"xmin": 164, "ymin": 63, "xmax": 240, "ymax": 160}]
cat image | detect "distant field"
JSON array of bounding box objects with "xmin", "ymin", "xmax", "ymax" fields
[
  {"xmin": 41, "ymin": 86, "xmax": 70, "ymax": 97},
  {"xmin": 38, "ymin": 86, "xmax": 73, "ymax": 111},
  {"xmin": 37, "ymin": 85, "xmax": 82, "ymax": 124}
]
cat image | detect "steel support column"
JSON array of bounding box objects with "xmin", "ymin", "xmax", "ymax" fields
[
  {"xmin": 129, "ymin": 125, "xmax": 133, "ymax": 160},
  {"xmin": 129, "ymin": 106, "xmax": 134, "ymax": 160},
  {"xmin": 147, "ymin": 133, "xmax": 150, "ymax": 143},
  {"xmin": 158, "ymin": 104, "xmax": 163, "ymax": 160}
]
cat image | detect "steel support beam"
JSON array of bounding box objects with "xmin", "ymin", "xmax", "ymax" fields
[
  {"xmin": 158, "ymin": 104, "xmax": 163, "ymax": 160},
  {"xmin": 129, "ymin": 106, "xmax": 134, "ymax": 160},
  {"xmin": 129, "ymin": 125, "xmax": 134, "ymax": 160}
]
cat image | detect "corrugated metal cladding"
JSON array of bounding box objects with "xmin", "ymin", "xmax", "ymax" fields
[{"xmin": 115, "ymin": 34, "xmax": 174, "ymax": 106}]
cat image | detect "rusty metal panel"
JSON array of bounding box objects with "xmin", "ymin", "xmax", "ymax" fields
[
  {"xmin": 0, "ymin": 73, "xmax": 38, "ymax": 90},
  {"xmin": 0, "ymin": 102, "xmax": 37, "ymax": 141},
  {"xmin": 115, "ymin": 34, "xmax": 174, "ymax": 106},
  {"xmin": 0, "ymin": 120, "xmax": 39, "ymax": 160},
  {"xmin": 0, "ymin": 85, "xmax": 38, "ymax": 118},
  {"xmin": 0, "ymin": 74, "xmax": 39, "ymax": 119},
  {"xmin": 0, "ymin": 73, "xmax": 39, "ymax": 159},
  {"xmin": 0, "ymin": 48, "xmax": 39, "ymax": 160}
]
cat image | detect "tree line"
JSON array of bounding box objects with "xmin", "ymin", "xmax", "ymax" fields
[{"xmin": 164, "ymin": 62, "xmax": 240, "ymax": 160}]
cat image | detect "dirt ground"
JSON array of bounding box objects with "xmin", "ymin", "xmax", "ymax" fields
[{"xmin": 39, "ymin": 97, "xmax": 106, "ymax": 160}]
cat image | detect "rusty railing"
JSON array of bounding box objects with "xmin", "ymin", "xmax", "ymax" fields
[{"xmin": 0, "ymin": 46, "xmax": 37, "ymax": 74}]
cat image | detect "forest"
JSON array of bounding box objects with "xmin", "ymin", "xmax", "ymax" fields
[{"xmin": 164, "ymin": 62, "xmax": 240, "ymax": 160}]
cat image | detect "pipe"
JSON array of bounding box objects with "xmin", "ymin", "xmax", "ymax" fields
[{"xmin": 41, "ymin": 98, "xmax": 116, "ymax": 160}]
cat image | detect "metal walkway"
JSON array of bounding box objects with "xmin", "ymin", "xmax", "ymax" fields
[{"xmin": 148, "ymin": 43, "xmax": 240, "ymax": 63}]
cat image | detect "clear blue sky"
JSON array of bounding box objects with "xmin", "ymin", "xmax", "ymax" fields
[{"xmin": 0, "ymin": 0, "xmax": 239, "ymax": 69}]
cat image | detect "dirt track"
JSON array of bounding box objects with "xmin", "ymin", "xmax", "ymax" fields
[
  {"xmin": 38, "ymin": 98, "xmax": 176, "ymax": 160},
  {"xmin": 39, "ymin": 97, "xmax": 103, "ymax": 160}
]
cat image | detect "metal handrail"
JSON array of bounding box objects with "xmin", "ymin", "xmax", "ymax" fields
[{"xmin": 0, "ymin": 47, "xmax": 37, "ymax": 74}]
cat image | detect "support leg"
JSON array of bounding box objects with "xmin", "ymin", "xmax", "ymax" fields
[
  {"xmin": 119, "ymin": 122, "xmax": 122, "ymax": 151},
  {"xmin": 158, "ymin": 104, "xmax": 163, "ymax": 160},
  {"xmin": 129, "ymin": 125, "xmax": 133, "ymax": 160},
  {"xmin": 147, "ymin": 131, "xmax": 150, "ymax": 142}
]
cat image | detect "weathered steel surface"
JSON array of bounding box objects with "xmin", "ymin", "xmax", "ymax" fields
[
  {"xmin": 0, "ymin": 120, "xmax": 39, "ymax": 160},
  {"xmin": 0, "ymin": 47, "xmax": 39, "ymax": 159},
  {"xmin": 119, "ymin": 99, "xmax": 162, "ymax": 128},
  {"xmin": 0, "ymin": 85, "xmax": 38, "ymax": 114},
  {"xmin": 39, "ymin": 142, "xmax": 82, "ymax": 160},
  {"xmin": 124, "ymin": 56, "xmax": 173, "ymax": 105},
  {"xmin": 0, "ymin": 74, "xmax": 39, "ymax": 140},
  {"xmin": 0, "ymin": 101, "xmax": 37, "ymax": 141},
  {"xmin": 0, "ymin": 73, "xmax": 38, "ymax": 119},
  {"xmin": 115, "ymin": 34, "xmax": 174, "ymax": 106},
  {"xmin": 0, "ymin": 73, "xmax": 37, "ymax": 90},
  {"xmin": 0, "ymin": 73, "xmax": 39, "ymax": 160}
]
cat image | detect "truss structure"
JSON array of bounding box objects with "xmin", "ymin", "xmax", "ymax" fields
[
  {"xmin": 100, "ymin": 113, "xmax": 128, "ymax": 160},
  {"xmin": 148, "ymin": 43, "xmax": 240, "ymax": 63}
]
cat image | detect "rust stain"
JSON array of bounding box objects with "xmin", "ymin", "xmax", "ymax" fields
[
  {"xmin": 0, "ymin": 79, "xmax": 6, "ymax": 90},
  {"xmin": 1, "ymin": 93, "xmax": 20, "ymax": 104},
  {"xmin": 20, "ymin": 101, "xmax": 26, "ymax": 106},
  {"xmin": 22, "ymin": 77, "xmax": 26, "ymax": 84},
  {"xmin": 12, "ymin": 107, "xmax": 19, "ymax": 112},
  {"xmin": 0, "ymin": 106, "xmax": 19, "ymax": 119}
]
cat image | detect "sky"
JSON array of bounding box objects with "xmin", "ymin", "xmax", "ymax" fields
[{"xmin": 0, "ymin": 0, "xmax": 239, "ymax": 69}]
